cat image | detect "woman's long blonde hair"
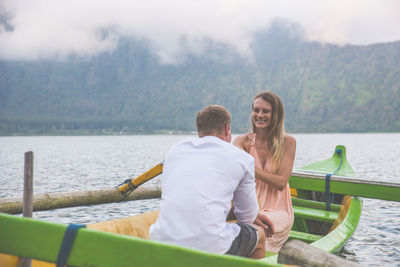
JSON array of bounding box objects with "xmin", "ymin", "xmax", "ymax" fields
[{"xmin": 251, "ymin": 91, "xmax": 285, "ymax": 171}]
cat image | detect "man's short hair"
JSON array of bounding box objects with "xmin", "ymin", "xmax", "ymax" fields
[{"xmin": 196, "ymin": 105, "xmax": 231, "ymax": 136}]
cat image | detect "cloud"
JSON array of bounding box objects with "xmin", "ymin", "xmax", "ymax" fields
[{"xmin": 1, "ymin": 0, "xmax": 399, "ymax": 62}]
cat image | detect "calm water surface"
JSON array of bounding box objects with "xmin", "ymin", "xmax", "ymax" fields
[{"xmin": 1, "ymin": 134, "xmax": 399, "ymax": 266}]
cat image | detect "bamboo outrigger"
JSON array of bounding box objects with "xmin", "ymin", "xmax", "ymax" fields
[
  {"xmin": 0, "ymin": 186, "xmax": 161, "ymax": 215},
  {"xmin": 0, "ymin": 145, "xmax": 399, "ymax": 266}
]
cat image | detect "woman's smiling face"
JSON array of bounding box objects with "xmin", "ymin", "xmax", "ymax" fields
[{"xmin": 252, "ymin": 97, "xmax": 272, "ymax": 129}]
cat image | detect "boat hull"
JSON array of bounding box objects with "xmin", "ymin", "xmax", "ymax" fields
[
  {"xmin": 0, "ymin": 194, "xmax": 361, "ymax": 267},
  {"xmin": 0, "ymin": 145, "xmax": 362, "ymax": 266},
  {"xmin": 0, "ymin": 211, "xmax": 285, "ymax": 267}
]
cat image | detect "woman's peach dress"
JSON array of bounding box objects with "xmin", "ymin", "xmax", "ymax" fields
[{"xmin": 249, "ymin": 136, "xmax": 294, "ymax": 252}]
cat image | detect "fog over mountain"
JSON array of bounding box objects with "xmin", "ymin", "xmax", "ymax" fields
[
  {"xmin": 1, "ymin": 0, "xmax": 400, "ymax": 63},
  {"xmin": 1, "ymin": 20, "xmax": 399, "ymax": 135}
]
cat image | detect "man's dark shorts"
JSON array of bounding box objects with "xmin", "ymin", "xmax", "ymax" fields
[{"xmin": 225, "ymin": 223, "xmax": 258, "ymax": 257}]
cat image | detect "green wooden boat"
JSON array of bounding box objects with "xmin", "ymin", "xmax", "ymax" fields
[{"xmin": 0, "ymin": 145, "xmax": 397, "ymax": 267}]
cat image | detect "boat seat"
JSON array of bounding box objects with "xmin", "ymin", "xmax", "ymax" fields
[
  {"xmin": 291, "ymin": 197, "xmax": 342, "ymax": 212},
  {"xmin": 289, "ymin": 230, "xmax": 323, "ymax": 243},
  {"xmin": 293, "ymin": 206, "xmax": 338, "ymax": 223}
]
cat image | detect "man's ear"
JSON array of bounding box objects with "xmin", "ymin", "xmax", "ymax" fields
[
  {"xmin": 225, "ymin": 124, "xmax": 232, "ymax": 143},
  {"xmin": 225, "ymin": 124, "xmax": 230, "ymax": 135}
]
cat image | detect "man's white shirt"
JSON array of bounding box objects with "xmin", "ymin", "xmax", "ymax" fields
[{"xmin": 149, "ymin": 136, "xmax": 258, "ymax": 254}]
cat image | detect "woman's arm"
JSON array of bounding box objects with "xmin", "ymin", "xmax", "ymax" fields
[
  {"xmin": 255, "ymin": 135, "xmax": 296, "ymax": 191},
  {"xmin": 233, "ymin": 133, "xmax": 252, "ymax": 152}
]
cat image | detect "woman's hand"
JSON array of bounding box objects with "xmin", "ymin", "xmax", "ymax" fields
[{"xmin": 255, "ymin": 212, "xmax": 275, "ymax": 238}]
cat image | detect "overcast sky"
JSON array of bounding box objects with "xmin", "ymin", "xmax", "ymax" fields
[{"xmin": 1, "ymin": 0, "xmax": 399, "ymax": 63}]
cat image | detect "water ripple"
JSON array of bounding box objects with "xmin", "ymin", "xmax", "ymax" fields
[{"xmin": 1, "ymin": 134, "xmax": 399, "ymax": 265}]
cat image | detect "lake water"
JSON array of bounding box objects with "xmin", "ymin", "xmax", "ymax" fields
[{"xmin": 1, "ymin": 134, "xmax": 399, "ymax": 266}]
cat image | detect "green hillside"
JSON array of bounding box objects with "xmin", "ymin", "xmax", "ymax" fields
[{"xmin": 1, "ymin": 22, "xmax": 399, "ymax": 135}]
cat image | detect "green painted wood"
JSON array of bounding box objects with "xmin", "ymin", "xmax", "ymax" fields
[
  {"xmin": 262, "ymin": 197, "xmax": 363, "ymax": 265},
  {"xmin": 291, "ymin": 217, "xmax": 309, "ymax": 233},
  {"xmin": 296, "ymin": 145, "xmax": 355, "ymax": 177},
  {"xmin": 0, "ymin": 145, "xmax": 364, "ymax": 266},
  {"xmin": 286, "ymin": 146, "xmax": 363, "ymax": 258},
  {"xmin": 289, "ymin": 230, "xmax": 322, "ymax": 243},
  {"xmin": 289, "ymin": 174, "xmax": 400, "ymax": 202},
  {"xmin": 291, "ymin": 145, "xmax": 400, "ymax": 202},
  {"xmin": 0, "ymin": 213, "xmax": 282, "ymax": 267},
  {"xmin": 291, "ymin": 197, "xmax": 341, "ymax": 212},
  {"xmin": 293, "ymin": 206, "xmax": 338, "ymax": 222},
  {"xmin": 293, "ymin": 145, "xmax": 355, "ymax": 200},
  {"xmin": 310, "ymin": 197, "xmax": 363, "ymax": 253},
  {"xmin": 290, "ymin": 197, "xmax": 340, "ymax": 233}
]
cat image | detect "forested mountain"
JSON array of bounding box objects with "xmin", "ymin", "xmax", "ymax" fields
[{"xmin": 1, "ymin": 22, "xmax": 399, "ymax": 135}]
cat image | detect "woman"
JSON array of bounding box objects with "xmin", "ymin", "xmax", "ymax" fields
[{"xmin": 234, "ymin": 90, "xmax": 296, "ymax": 253}]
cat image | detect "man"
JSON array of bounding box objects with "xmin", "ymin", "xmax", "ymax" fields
[{"xmin": 149, "ymin": 105, "xmax": 266, "ymax": 258}]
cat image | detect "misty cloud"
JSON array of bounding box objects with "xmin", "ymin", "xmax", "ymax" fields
[{"xmin": 1, "ymin": 0, "xmax": 399, "ymax": 62}]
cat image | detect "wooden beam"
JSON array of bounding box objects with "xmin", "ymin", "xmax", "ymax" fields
[
  {"xmin": 278, "ymin": 239, "xmax": 360, "ymax": 266},
  {"xmin": 290, "ymin": 171, "xmax": 400, "ymax": 202},
  {"xmin": 0, "ymin": 186, "xmax": 161, "ymax": 214},
  {"xmin": 293, "ymin": 206, "xmax": 338, "ymax": 223},
  {"xmin": 22, "ymin": 151, "xmax": 33, "ymax": 218},
  {"xmin": 21, "ymin": 151, "xmax": 34, "ymax": 267}
]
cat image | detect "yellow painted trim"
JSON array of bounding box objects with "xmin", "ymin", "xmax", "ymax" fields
[
  {"xmin": 290, "ymin": 188, "xmax": 298, "ymax": 198},
  {"xmin": 118, "ymin": 162, "xmax": 163, "ymax": 193},
  {"xmin": 329, "ymin": 195, "xmax": 351, "ymax": 232}
]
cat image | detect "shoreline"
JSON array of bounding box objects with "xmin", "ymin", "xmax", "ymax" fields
[{"xmin": 1, "ymin": 131, "xmax": 399, "ymax": 137}]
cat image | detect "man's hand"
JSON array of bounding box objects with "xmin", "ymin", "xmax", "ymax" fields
[
  {"xmin": 226, "ymin": 207, "xmax": 237, "ymax": 221},
  {"xmin": 254, "ymin": 213, "xmax": 275, "ymax": 238}
]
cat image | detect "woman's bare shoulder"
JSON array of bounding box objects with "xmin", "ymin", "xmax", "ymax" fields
[
  {"xmin": 234, "ymin": 133, "xmax": 254, "ymax": 150},
  {"xmin": 284, "ymin": 133, "xmax": 296, "ymax": 147}
]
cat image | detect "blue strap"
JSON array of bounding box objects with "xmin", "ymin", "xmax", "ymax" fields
[
  {"xmin": 324, "ymin": 148, "xmax": 344, "ymax": 211},
  {"xmin": 56, "ymin": 224, "xmax": 86, "ymax": 267},
  {"xmin": 333, "ymin": 148, "xmax": 343, "ymax": 175},
  {"xmin": 325, "ymin": 174, "xmax": 332, "ymax": 211}
]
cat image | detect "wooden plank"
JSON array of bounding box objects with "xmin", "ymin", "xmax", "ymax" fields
[
  {"xmin": 0, "ymin": 213, "xmax": 282, "ymax": 267},
  {"xmin": 278, "ymin": 239, "xmax": 360, "ymax": 266},
  {"xmin": 290, "ymin": 171, "xmax": 400, "ymax": 202},
  {"xmin": 291, "ymin": 197, "xmax": 341, "ymax": 212},
  {"xmin": 21, "ymin": 151, "xmax": 34, "ymax": 267},
  {"xmin": 23, "ymin": 151, "xmax": 34, "ymax": 218},
  {"xmin": 289, "ymin": 231, "xmax": 322, "ymax": 243},
  {"xmin": 293, "ymin": 206, "xmax": 338, "ymax": 222}
]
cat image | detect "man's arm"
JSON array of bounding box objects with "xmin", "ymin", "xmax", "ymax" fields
[{"xmin": 232, "ymin": 158, "xmax": 258, "ymax": 224}]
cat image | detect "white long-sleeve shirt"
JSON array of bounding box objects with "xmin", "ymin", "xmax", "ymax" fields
[{"xmin": 149, "ymin": 136, "xmax": 258, "ymax": 254}]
